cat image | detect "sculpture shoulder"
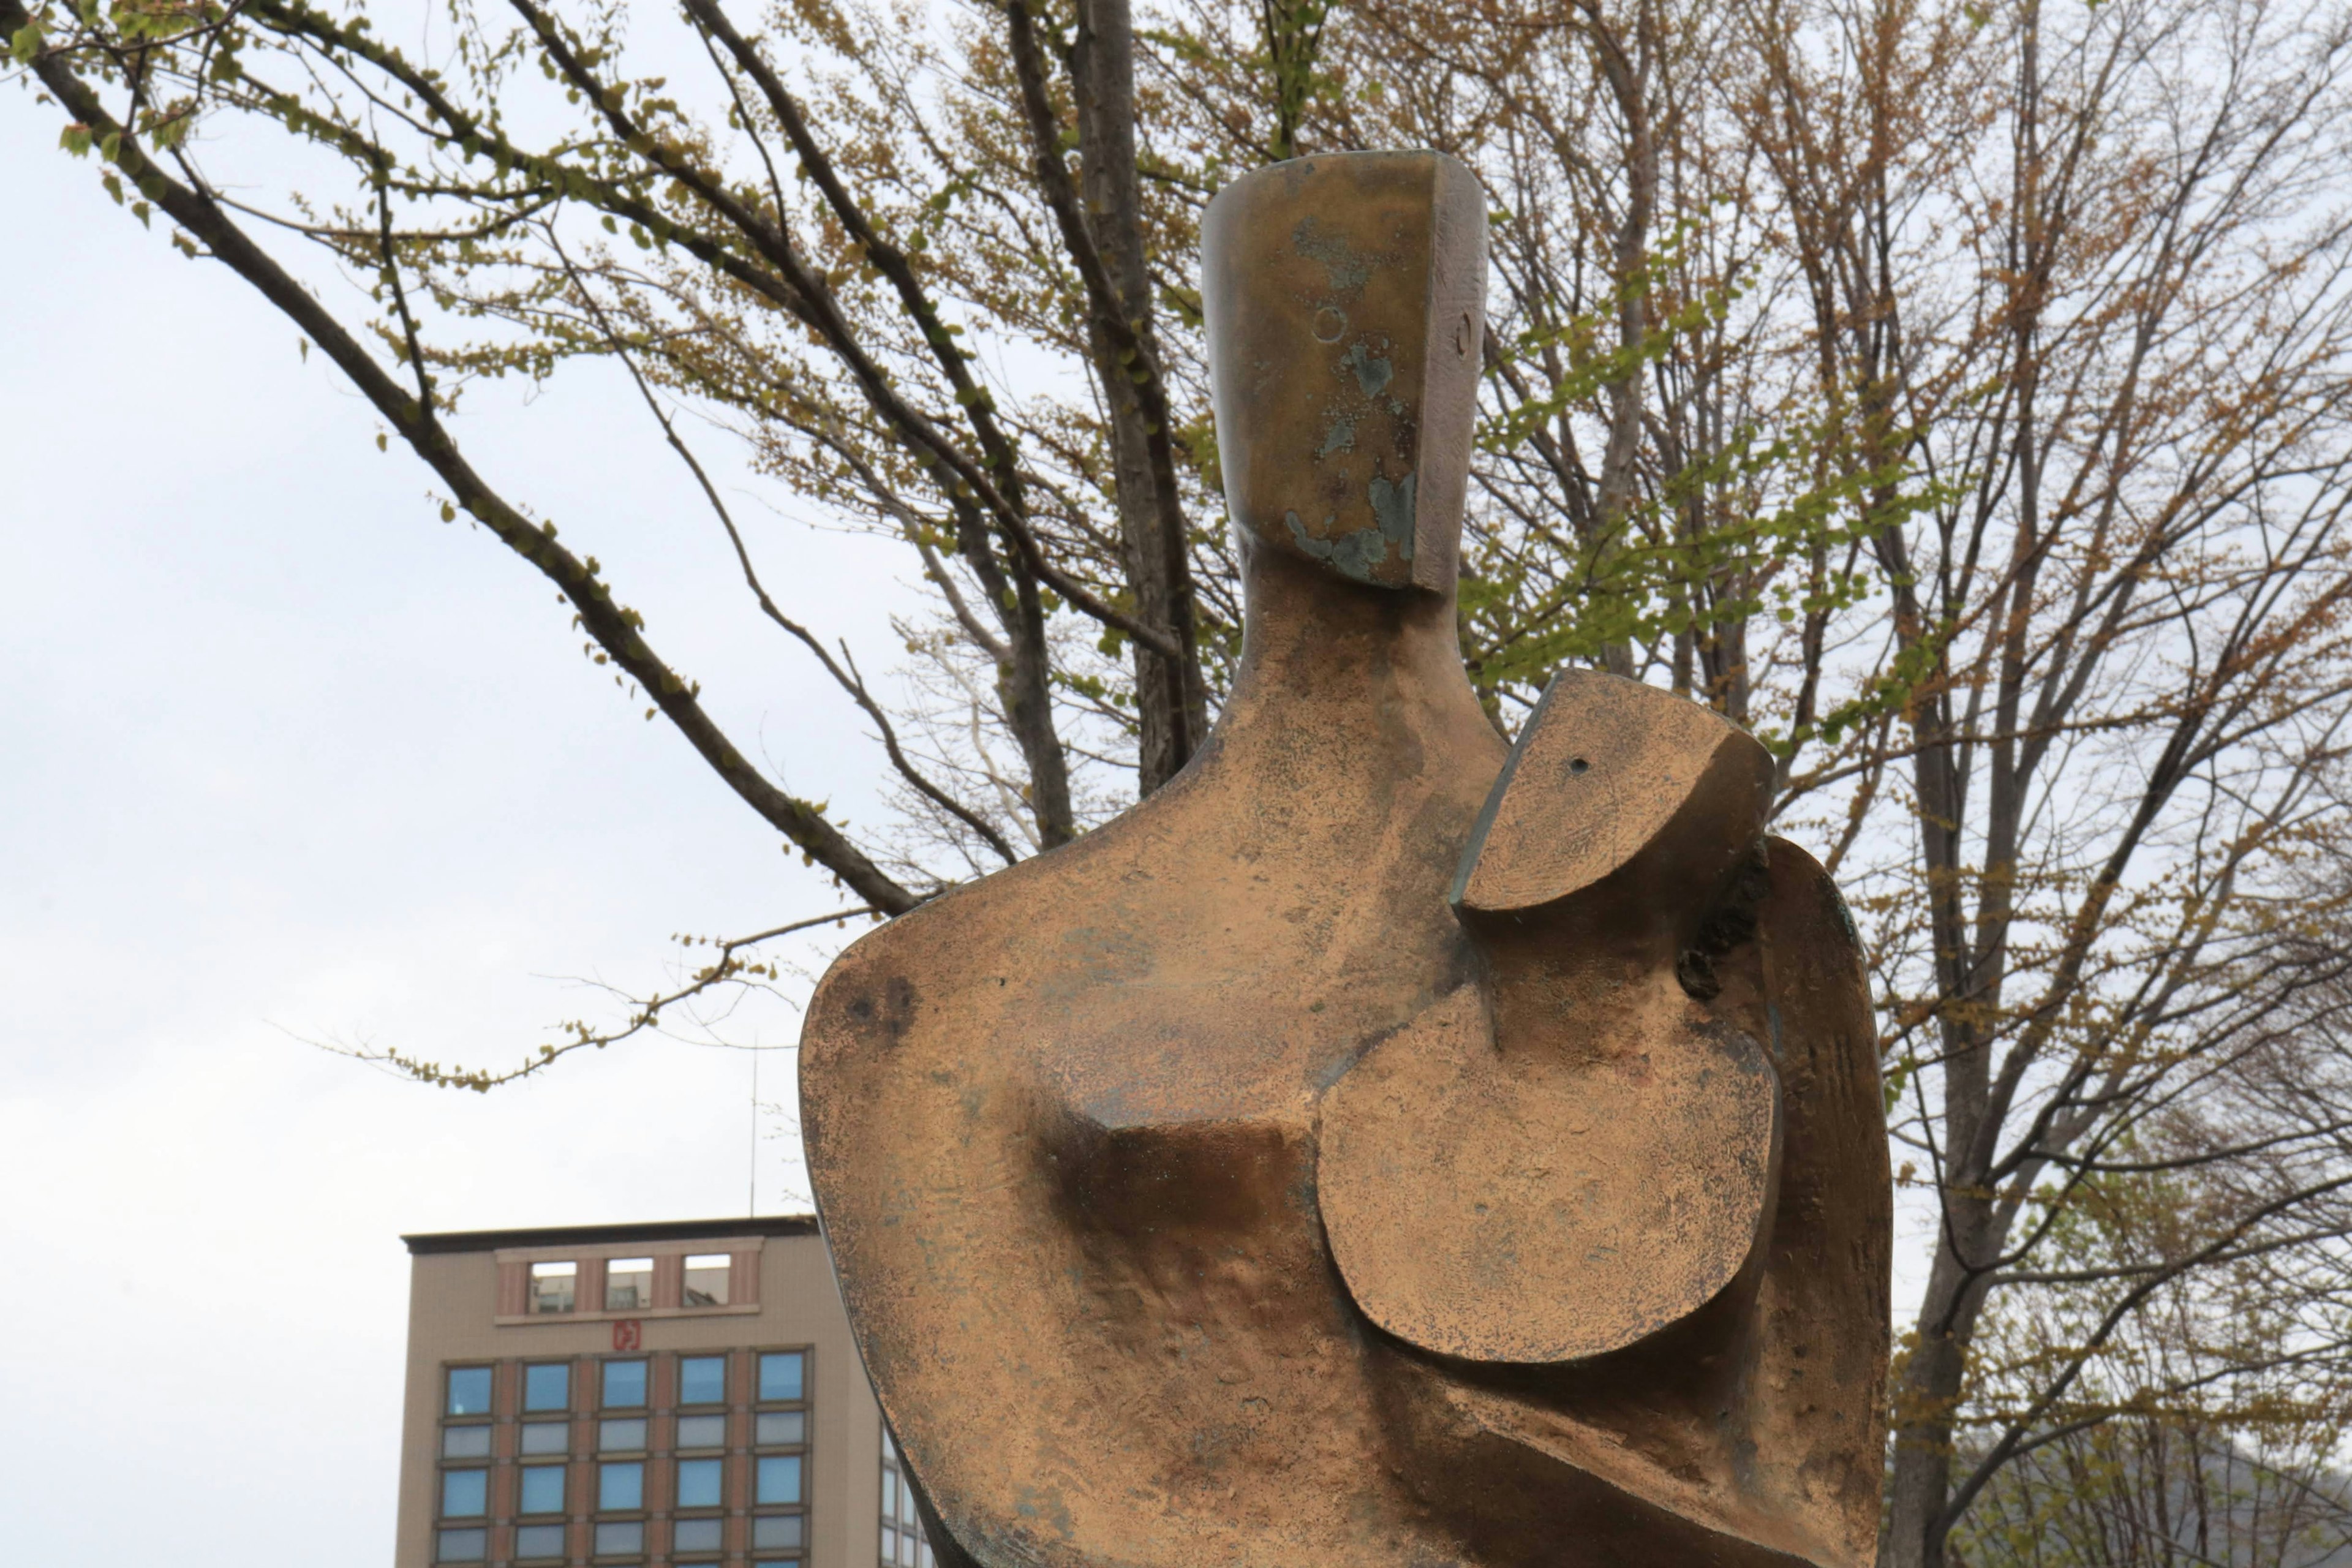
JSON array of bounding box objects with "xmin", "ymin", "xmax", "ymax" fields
[
  {"xmin": 801, "ymin": 855, "xmax": 1046, "ymax": 1066},
  {"xmin": 799, "ymin": 794, "xmax": 1175, "ymax": 1072}
]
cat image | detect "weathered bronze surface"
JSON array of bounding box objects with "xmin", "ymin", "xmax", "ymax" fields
[{"xmin": 803, "ymin": 150, "xmax": 1891, "ymax": 1568}]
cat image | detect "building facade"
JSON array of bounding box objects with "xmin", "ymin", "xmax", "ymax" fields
[{"xmin": 395, "ymin": 1216, "xmax": 938, "ymax": 1568}]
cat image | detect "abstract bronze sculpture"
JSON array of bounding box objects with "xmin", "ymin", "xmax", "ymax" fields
[{"xmin": 803, "ymin": 151, "xmax": 1891, "ymax": 1568}]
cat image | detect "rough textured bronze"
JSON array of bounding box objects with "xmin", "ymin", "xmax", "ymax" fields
[
  {"xmin": 802, "ymin": 151, "xmax": 1891, "ymax": 1568},
  {"xmin": 1321, "ymin": 674, "xmax": 1784, "ymax": 1364}
]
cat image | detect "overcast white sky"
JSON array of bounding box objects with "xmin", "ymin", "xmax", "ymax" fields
[{"xmin": 0, "ymin": 84, "xmax": 913, "ymax": 1562}]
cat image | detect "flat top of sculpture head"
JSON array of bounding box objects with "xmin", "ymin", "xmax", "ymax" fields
[{"xmin": 1202, "ymin": 151, "xmax": 1488, "ymax": 595}]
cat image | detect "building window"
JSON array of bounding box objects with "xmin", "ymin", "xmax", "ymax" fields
[
  {"xmin": 441, "ymin": 1424, "xmax": 492, "ymax": 1460},
  {"xmin": 675, "ymin": 1515, "xmax": 725, "ymax": 1555},
  {"xmin": 529, "ymin": 1260, "xmax": 577, "ymax": 1314},
  {"xmin": 519, "ymin": 1463, "xmax": 567, "ymax": 1515},
  {"xmin": 752, "ymin": 1514, "xmax": 805, "ymax": 1551},
  {"xmin": 882, "ymin": 1430, "xmax": 938, "ymax": 1568},
  {"xmin": 598, "ymin": 1459, "xmax": 646, "ymax": 1511},
  {"xmin": 603, "ymin": 1256, "xmax": 654, "ymax": 1311},
  {"xmin": 598, "ymin": 1416, "xmax": 648, "ymax": 1453},
  {"xmin": 756, "ymin": 1454, "xmax": 802, "ymax": 1506},
  {"xmin": 758, "ymin": 1351, "xmax": 804, "ymax": 1402},
  {"xmin": 514, "ymin": 1523, "xmax": 567, "ymax": 1561},
  {"xmin": 682, "ymin": 1253, "xmax": 731, "ymax": 1307},
  {"xmin": 440, "ymin": 1468, "xmax": 489, "ymax": 1518},
  {"xmin": 523, "ymin": 1362, "xmax": 571, "ymax": 1414},
  {"xmin": 677, "ymin": 1457, "xmax": 725, "ymax": 1509},
  {"xmin": 601, "ymin": 1357, "xmax": 648, "ymax": 1409},
  {"xmin": 436, "ymin": 1526, "xmax": 488, "ymax": 1562},
  {"xmin": 679, "ymin": 1354, "xmax": 728, "ymax": 1405},
  {"xmin": 445, "ymin": 1365, "xmax": 493, "ymax": 1417},
  {"xmin": 520, "ymin": 1419, "xmax": 570, "ymax": 1456},
  {"xmin": 593, "ymin": 1520, "xmax": 645, "ymax": 1556},
  {"xmin": 677, "ymin": 1412, "xmax": 727, "ymax": 1449},
  {"xmin": 750, "ymin": 1344, "xmax": 809, "ymax": 1559}
]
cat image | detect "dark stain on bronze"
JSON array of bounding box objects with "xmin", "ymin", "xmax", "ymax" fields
[{"xmin": 804, "ymin": 150, "xmax": 1891, "ymax": 1568}]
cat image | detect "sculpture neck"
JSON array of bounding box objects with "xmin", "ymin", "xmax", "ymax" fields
[{"xmin": 1207, "ymin": 548, "xmax": 1499, "ymax": 788}]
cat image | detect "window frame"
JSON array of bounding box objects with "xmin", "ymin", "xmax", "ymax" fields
[
  {"xmin": 601, "ymin": 1254, "xmax": 655, "ymax": 1313},
  {"xmin": 512, "ymin": 1521, "xmax": 569, "ymax": 1562},
  {"xmin": 676, "ymin": 1453, "xmax": 726, "ymax": 1510},
  {"xmin": 598, "ymin": 1354, "xmax": 650, "ymax": 1411},
  {"xmin": 595, "ymin": 1457, "xmax": 647, "ymax": 1513},
  {"xmin": 437, "ymin": 1464, "xmax": 491, "ymax": 1521},
  {"xmin": 750, "ymin": 1341, "xmax": 813, "ymax": 1562},
  {"xmin": 671, "ymin": 1512, "xmax": 727, "ymax": 1559},
  {"xmin": 517, "ymin": 1460, "xmax": 569, "ymax": 1518},
  {"xmin": 518, "ymin": 1417, "xmax": 571, "ymax": 1457},
  {"xmin": 677, "ymin": 1351, "xmax": 729, "ymax": 1408},
  {"xmin": 880, "ymin": 1427, "xmax": 938, "ymax": 1568},
  {"xmin": 434, "ymin": 1525, "xmax": 489, "ymax": 1564},
  {"xmin": 756, "ymin": 1348, "xmax": 808, "ymax": 1404},
  {"xmin": 439, "ymin": 1422, "xmax": 494, "ymax": 1461},
  {"xmin": 443, "ymin": 1362, "xmax": 496, "ymax": 1419},
  {"xmin": 521, "ymin": 1359, "xmax": 573, "ymax": 1415},
  {"xmin": 590, "ymin": 1517, "xmax": 646, "ymax": 1560},
  {"xmin": 527, "ymin": 1258, "xmax": 579, "ymax": 1315},
  {"xmin": 681, "ymin": 1251, "xmax": 733, "ymax": 1308},
  {"xmin": 675, "ymin": 1409, "xmax": 729, "ymax": 1452},
  {"xmin": 596, "ymin": 1414, "xmax": 649, "ymax": 1455}
]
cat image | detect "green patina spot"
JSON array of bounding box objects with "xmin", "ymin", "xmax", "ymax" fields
[
  {"xmin": 1284, "ymin": 508, "xmax": 1392, "ymax": 581},
  {"xmin": 1370, "ymin": 471, "xmax": 1417, "ymax": 560},
  {"xmin": 1343, "ymin": 339, "xmax": 1394, "ymax": 398},
  {"xmin": 1319, "ymin": 416, "xmax": 1357, "ymax": 458},
  {"xmin": 1283, "ymin": 475, "xmax": 1414, "ymax": 581},
  {"xmin": 1291, "ymin": 216, "xmax": 1376, "ymax": 294}
]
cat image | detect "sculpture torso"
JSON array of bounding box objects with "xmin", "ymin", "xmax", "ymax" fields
[
  {"xmin": 805, "ymin": 565, "xmax": 1507, "ymax": 1563},
  {"xmin": 803, "ymin": 559, "xmax": 1889, "ymax": 1568}
]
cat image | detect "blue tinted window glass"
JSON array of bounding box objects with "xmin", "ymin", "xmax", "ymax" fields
[
  {"xmin": 599, "ymin": 1460, "xmax": 645, "ymax": 1511},
  {"xmin": 435, "ymin": 1527, "xmax": 488, "ymax": 1562},
  {"xmin": 440, "ymin": 1469, "xmax": 488, "ymax": 1518},
  {"xmin": 676, "ymin": 1515, "xmax": 724, "ymax": 1551},
  {"xmin": 758, "ymin": 1352, "xmax": 804, "ymax": 1403},
  {"xmin": 519, "ymin": 1464, "xmax": 566, "ymax": 1515},
  {"xmin": 752, "ymin": 1514, "xmax": 804, "ymax": 1548},
  {"xmin": 522, "ymin": 1363, "xmax": 570, "ymax": 1413},
  {"xmin": 602, "ymin": 1358, "xmax": 648, "ymax": 1409},
  {"xmin": 679, "ymin": 1355, "xmax": 727, "ymax": 1406},
  {"xmin": 756, "ymin": 1455, "xmax": 802, "ymax": 1505},
  {"xmin": 445, "ymin": 1366, "xmax": 493, "ymax": 1417},
  {"xmin": 594, "ymin": 1521, "xmax": 645, "ymax": 1555},
  {"xmin": 677, "ymin": 1457, "xmax": 724, "ymax": 1509},
  {"xmin": 514, "ymin": 1524, "xmax": 566, "ymax": 1560}
]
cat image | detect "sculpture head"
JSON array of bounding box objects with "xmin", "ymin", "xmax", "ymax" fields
[{"xmin": 1201, "ymin": 151, "xmax": 1489, "ymax": 594}]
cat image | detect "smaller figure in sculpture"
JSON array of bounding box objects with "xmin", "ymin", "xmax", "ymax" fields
[{"xmin": 802, "ymin": 150, "xmax": 1891, "ymax": 1568}]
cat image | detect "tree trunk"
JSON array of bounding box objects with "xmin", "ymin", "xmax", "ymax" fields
[
  {"xmin": 1071, "ymin": 0, "xmax": 1208, "ymax": 794},
  {"xmin": 1880, "ymin": 1201, "xmax": 1998, "ymax": 1568}
]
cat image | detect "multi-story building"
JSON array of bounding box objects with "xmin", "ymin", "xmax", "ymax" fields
[{"xmin": 394, "ymin": 1215, "xmax": 939, "ymax": 1568}]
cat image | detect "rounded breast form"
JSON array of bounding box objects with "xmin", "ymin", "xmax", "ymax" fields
[{"xmin": 1317, "ymin": 976, "xmax": 1780, "ymax": 1363}]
